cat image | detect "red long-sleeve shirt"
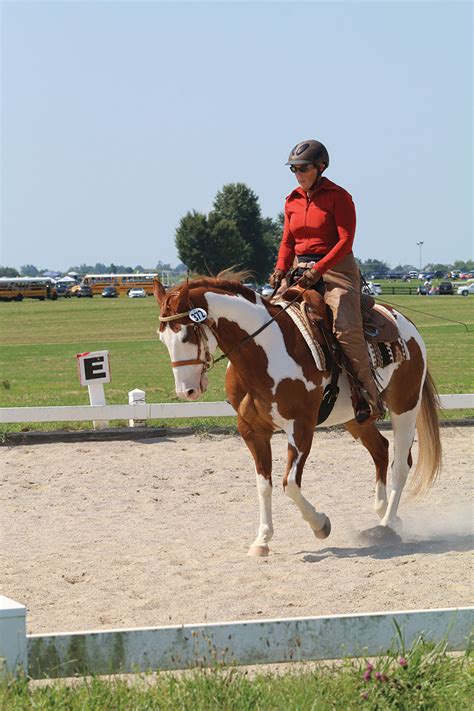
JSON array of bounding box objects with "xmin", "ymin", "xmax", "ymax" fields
[{"xmin": 275, "ymin": 177, "xmax": 356, "ymax": 276}]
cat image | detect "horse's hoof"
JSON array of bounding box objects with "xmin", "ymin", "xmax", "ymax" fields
[
  {"xmin": 358, "ymin": 525, "xmax": 402, "ymax": 546},
  {"xmin": 248, "ymin": 545, "xmax": 270, "ymax": 557},
  {"xmin": 391, "ymin": 516, "xmax": 403, "ymax": 534},
  {"xmin": 313, "ymin": 516, "xmax": 331, "ymax": 540}
]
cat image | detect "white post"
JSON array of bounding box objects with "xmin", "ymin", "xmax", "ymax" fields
[
  {"xmin": 0, "ymin": 596, "xmax": 27, "ymax": 678},
  {"xmin": 128, "ymin": 388, "xmax": 146, "ymax": 427},
  {"xmin": 76, "ymin": 351, "xmax": 111, "ymax": 430},
  {"xmin": 88, "ymin": 382, "xmax": 109, "ymax": 430}
]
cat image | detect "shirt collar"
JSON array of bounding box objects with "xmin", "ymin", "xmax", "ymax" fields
[{"xmin": 287, "ymin": 177, "xmax": 339, "ymax": 200}]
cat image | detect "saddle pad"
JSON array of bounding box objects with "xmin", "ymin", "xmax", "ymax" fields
[
  {"xmin": 274, "ymin": 301, "xmax": 327, "ymax": 371},
  {"xmin": 367, "ymin": 339, "xmax": 410, "ymax": 370}
]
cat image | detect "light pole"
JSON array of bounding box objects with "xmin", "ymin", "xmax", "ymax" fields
[{"xmin": 416, "ymin": 241, "xmax": 424, "ymax": 271}]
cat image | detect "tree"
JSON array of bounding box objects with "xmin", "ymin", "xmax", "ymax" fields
[
  {"xmin": 261, "ymin": 212, "xmax": 284, "ymax": 275},
  {"xmin": 359, "ymin": 259, "xmax": 390, "ymax": 277},
  {"xmin": 20, "ymin": 264, "xmax": 39, "ymax": 276},
  {"xmin": 0, "ymin": 266, "xmax": 20, "ymax": 277},
  {"xmin": 176, "ymin": 210, "xmax": 250, "ymax": 275},
  {"xmin": 210, "ymin": 183, "xmax": 269, "ymax": 281},
  {"xmin": 175, "ymin": 183, "xmax": 277, "ymax": 281},
  {"xmin": 453, "ymin": 259, "xmax": 474, "ymax": 272}
]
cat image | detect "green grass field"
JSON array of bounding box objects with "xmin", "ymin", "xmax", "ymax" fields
[
  {"xmin": 0, "ymin": 293, "xmax": 472, "ymax": 432},
  {"xmin": 1, "ymin": 640, "xmax": 472, "ymax": 711}
]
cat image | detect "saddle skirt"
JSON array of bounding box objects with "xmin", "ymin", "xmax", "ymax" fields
[{"xmin": 273, "ymin": 290, "xmax": 409, "ymax": 373}]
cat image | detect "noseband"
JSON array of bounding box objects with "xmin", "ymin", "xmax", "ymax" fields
[{"xmin": 158, "ymin": 309, "xmax": 215, "ymax": 372}]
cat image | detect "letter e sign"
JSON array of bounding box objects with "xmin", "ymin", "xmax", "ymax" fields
[{"xmin": 76, "ymin": 350, "xmax": 111, "ymax": 386}]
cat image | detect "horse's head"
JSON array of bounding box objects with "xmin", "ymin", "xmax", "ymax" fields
[{"xmin": 154, "ymin": 279, "xmax": 218, "ymax": 401}]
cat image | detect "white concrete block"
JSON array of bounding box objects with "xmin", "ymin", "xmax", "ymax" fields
[{"xmin": 0, "ymin": 596, "xmax": 27, "ymax": 677}]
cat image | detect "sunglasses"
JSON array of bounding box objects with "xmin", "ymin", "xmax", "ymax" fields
[{"xmin": 289, "ymin": 164, "xmax": 314, "ymax": 174}]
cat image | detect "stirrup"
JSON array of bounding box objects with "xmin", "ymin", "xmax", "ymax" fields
[
  {"xmin": 355, "ymin": 400, "xmax": 372, "ymax": 423},
  {"xmin": 355, "ymin": 399, "xmax": 385, "ymax": 424}
]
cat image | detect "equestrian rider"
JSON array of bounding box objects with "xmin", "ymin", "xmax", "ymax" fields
[{"xmin": 269, "ymin": 139, "xmax": 384, "ymax": 423}]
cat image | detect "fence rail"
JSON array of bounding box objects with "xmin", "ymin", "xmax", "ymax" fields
[
  {"xmin": 1, "ymin": 596, "xmax": 472, "ymax": 678},
  {"xmin": 0, "ymin": 394, "xmax": 473, "ymax": 425}
]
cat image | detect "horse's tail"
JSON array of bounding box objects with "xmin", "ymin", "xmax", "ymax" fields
[{"xmin": 410, "ymin": 368, "xmax": 442, "ymax": 497}]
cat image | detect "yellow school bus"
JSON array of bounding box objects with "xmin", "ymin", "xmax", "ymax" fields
[
  {"xmin": 0, "ymin": 277, "xmax": 58, "ymax": 301},
  {"xmin": 76, "ymin": 273, "xmax": 158, "ymax": 296}
]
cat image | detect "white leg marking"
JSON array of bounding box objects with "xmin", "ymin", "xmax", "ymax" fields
[
  {"xmin": 252, "ymin": 473, "xmax": 274, "ymax": 548},
  {"xmin": 374, "ymin": 481, "xmax": 388, "ymax": 519},
  {"xmin": 283, "ymin": 427, "xmax": 327, "ymax": 533},
  {"xmin": 380, "ymin": 410, "xmax": 417, "ymax": 527}
]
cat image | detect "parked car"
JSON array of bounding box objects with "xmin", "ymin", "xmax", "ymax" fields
[
  {"xmin": 438, "ymin": 281, "xmax": 454, "ymax": 295},
  {"xmin": 456, "ymin": 282, "xmax": 474, "ymax": 296},
  {"xmin": 364, "ymin": 281, "xmax": 382, "ymax": 295},
  {"xmin": 74, "ymin": 285, "xmax": 93, "ymax": 298},
  {"xmin": 128, "ymin": 287, "xmax": 147, "ymax": 298},
  {"xmin": 56, "ymin": 282, "xmax": 72, "ymax": 297},
  {"xmin": 101, "ymin": 286, "xmax": 119, "ymax": 298},
  {"xmin": 260, "ymin": 284, "xmax": 274, "ymax": 297}
]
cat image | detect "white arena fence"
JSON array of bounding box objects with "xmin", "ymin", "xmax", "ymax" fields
[
  {"xmin": 1, "ymin": 392, "xmax": 473, "ymax": 427},
  {"xmin": 1, "ymin": 596, "xmax": 472, "ymax": 679}
]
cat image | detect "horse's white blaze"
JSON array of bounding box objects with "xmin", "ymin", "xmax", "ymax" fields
[
  {"xmin": 252, "ymin": 472, "xmax": 273, "ymax": 547},
  {"xmin": 205, "ymin": 292, "xmax": 317, "ymax": 394},
  {"xmin": 159, "ymin": 325, "xmax": 217, "ymax": 400}
]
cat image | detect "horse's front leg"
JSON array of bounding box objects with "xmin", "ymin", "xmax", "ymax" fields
[
  {"xmin": 283, "ymin": 421, "xmax": 331, "ymax": 540},
  {"xmin": 237, "ymin": 415, "xmax": 274, "ymax": 557}
]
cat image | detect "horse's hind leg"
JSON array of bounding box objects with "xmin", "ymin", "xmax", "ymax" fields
[
  {"xmin": 380, "ymin": 410, "xmax": 417, "ymax": 530},
  {"xmin": 283, "ymin": 421, "xmax": 331, "ymax": 539},
  {"xmin": 344, "ymin": 421, "xmax": 390, "ymax": 519}
]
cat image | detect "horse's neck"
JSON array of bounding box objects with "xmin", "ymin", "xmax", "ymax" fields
[{"xmin": 205, "ymin": 290, "xmax": 274, "ymax": 347}]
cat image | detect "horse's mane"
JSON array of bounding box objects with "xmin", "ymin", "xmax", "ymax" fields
[{"xmin": 171, "ymin": 268, "xmax": 257, "ymax": 300}]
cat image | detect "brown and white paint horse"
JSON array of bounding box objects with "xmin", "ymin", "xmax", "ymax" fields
[{"xmin": 154, "ymin": 274, "xmax": 441, "ymax": 556}]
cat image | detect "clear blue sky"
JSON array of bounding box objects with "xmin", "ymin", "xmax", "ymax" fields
[{"xmin": 2, "ymin": 0, "xmax": 472, "ymax": 272}]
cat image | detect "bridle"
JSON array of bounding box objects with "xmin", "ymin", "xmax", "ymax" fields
[{"xmin": 158, "ymin": 309, "xmax": 216, "ymax": 372}]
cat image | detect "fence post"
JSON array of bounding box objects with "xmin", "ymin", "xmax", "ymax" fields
[
  {"xmin": 0, "ymin": 596, "xmax": 27, "ymax": 678},
  {"xmin": 87, "ymin": 382, "xmax": 109, "ymax": 430},
  {"xmin": 128, "ymin": 388, "xmax": 146, "ymax": 427}
]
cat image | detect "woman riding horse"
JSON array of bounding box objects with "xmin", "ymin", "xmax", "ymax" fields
[{"xmin": 270, "ymin": 139, "xmax": 383, "ymax": 423}]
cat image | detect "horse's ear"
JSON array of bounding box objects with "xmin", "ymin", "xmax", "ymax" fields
[
  {"xmin": 177, "ymin": 278, "xmax": 190, "ymax": 311},
  {"xmin": 153, "ymin": 277, "xmax": 167, "ymax": 305}
]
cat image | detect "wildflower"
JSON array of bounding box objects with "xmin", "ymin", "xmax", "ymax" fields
[
  {"xmin": 375, "ymin": 671, "xmax": 382, "ymax": 681},
  {"xmin": 366, "ymin": 662, "xmax": 374, "ymax": 672},
  {"xmin": 363, "ymin": 670, "xmax": 372, "ymax": 682},
  {"xmin": 360, "ymin": 691, "xmax": 369, "ymax": 700},
  {"xmin": 398, "ymin": 656, "xmax": 408, "ymax": 667}
]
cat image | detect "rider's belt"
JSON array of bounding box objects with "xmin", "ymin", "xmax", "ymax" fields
[{"xmin": 296, "ymin": 254, "xmax": 327, "ymax": 270}]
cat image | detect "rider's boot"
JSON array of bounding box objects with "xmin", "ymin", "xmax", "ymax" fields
[{"xmin": 336, "ymin": 334, "xmax": 385, "ymax": 423}]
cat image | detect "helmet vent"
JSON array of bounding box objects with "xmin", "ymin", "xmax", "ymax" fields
[{"xmin": 295, "ymin": 142, "xmax": 310, "ymax": 155}]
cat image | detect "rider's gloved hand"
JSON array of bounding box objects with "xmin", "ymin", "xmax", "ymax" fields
[
  {"xmin": 269, "ymin": 268, "xmax": 285, "ymax": 288},
  {"xmin": 298, "ymin": 268, "xmax": 321, "ymax": 289}
]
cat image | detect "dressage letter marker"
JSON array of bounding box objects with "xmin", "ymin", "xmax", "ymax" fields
[{"xmin": 76, "ymin": 351, "xmax": 111, "ymax": 429}]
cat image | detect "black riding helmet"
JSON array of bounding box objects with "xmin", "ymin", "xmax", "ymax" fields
[{"xmin": 286, "ymin": 140, "xmax": 330, "ymax": 170}]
